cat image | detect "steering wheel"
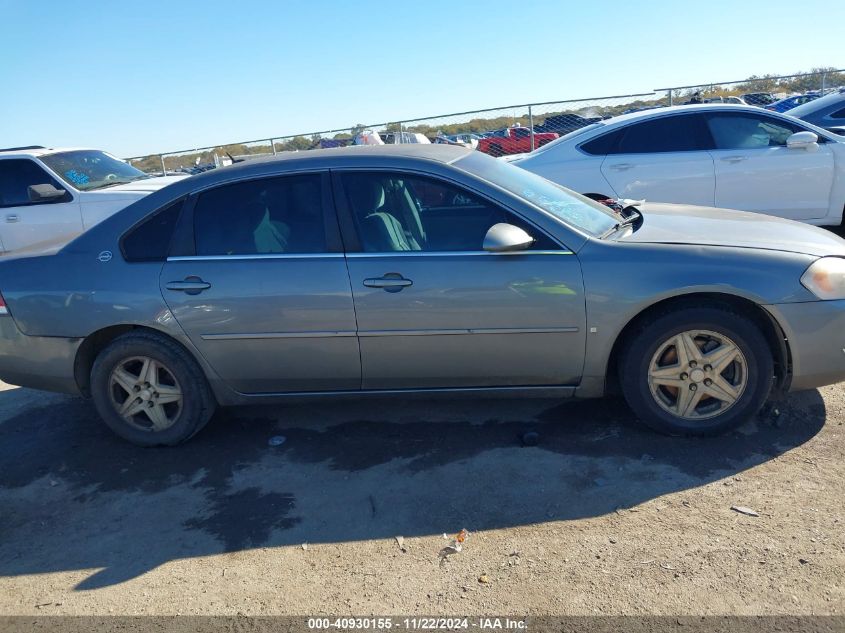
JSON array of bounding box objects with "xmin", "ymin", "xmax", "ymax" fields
[{"xmin": 104, "ymin": 173, "xmax": 119, "ymax": 181}]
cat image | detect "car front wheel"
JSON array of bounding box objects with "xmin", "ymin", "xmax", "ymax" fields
[
  {"xmin": 90, "ymin": 331, "xmax": 216, "ymax": 446},
  {"xmin": 619, "ymin": 307, "xmax": 774, "ymax": 435}
]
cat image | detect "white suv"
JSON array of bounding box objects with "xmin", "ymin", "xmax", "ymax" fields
[{"xmin": 0, "ymin": 146, "xmax": 186, "ymax": 253}]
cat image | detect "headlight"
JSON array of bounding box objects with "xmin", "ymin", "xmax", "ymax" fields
[{"xmin": 800, "ymin": 257, "xmax": 845, "ymax": 300}]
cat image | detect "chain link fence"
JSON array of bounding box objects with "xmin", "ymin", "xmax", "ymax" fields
[
  {"xmin": 125, "ymin": 68, "xmax": 844, "ymax": 175},
  {"xmin": 658, "ymin": 69, "xmax": 845, "ymax": 107}
]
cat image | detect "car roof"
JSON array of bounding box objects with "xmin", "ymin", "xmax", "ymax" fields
[
  {"xmin": 597, "ymin": 103, "xmax": 782, "ymax": 128},
  {"xmin": 221, "ymin": 143, "xmax": 471, "ymax": 170},
  {"xmin": 589, "ymin": 103, "xmax": 841, "ymax": 141},
  {"xmin": 140, "ymin": 144, "xmax": 474, "ymax": 194},
  {"xmin": 0, "ymin": 146, "xmax": 98, "ymax": 158}
]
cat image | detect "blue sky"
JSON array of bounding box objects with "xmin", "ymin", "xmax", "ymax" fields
[{"xmin": 0, "ymin": 0, "xmax": 840, "ymax": 157}]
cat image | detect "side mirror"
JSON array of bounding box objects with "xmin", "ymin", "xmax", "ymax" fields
[
  {"xmin": 483, "ymin": 223, "xmax": 535, "ymax": 253},
  {"xmin": 27, "ymin": 183, "xmax": 67, "ymax": 202},
  {"xmin": 786, "ymin": 131, "xmax": 819, "ymax": 152}
]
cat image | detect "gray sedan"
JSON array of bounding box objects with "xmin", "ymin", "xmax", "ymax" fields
[{"xmin": 1, "ymin": 145, "xmax": 844, "ymax": 445}]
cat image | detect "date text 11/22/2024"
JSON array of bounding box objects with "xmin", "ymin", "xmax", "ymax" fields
[{"xmin": 307, "ymin": 618, "xmax": 527, "ymax": 630}]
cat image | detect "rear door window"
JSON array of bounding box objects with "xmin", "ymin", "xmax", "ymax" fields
[
  {"xmin": 580, "ymin": 130, "xmax": 623, "ymax": 155},
  {"xmin": 610, "ymin": 115, "xmax": 711, "ymax": 154},
  {"xmin": 192, "ymin": 174, "xmax": 328, "ymax": 256},
  {"xmin": 122, "ymin": 199, "xmax": 184, "ymax": 262}
]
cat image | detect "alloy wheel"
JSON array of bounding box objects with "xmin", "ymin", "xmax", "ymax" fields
[
  {"xmin": 647, "ymin": 329, "xmax": 748, "ymax": 421},
  {"xmin": 108, "ymin": 356, "xmax": 183, "ymax": 432}
]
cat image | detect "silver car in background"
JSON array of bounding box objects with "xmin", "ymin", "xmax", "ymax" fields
[{"xmin": 0, "ymin": 145, "xmax": 844, "ymax": 445}]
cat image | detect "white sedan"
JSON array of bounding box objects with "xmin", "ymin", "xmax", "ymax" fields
[{"xmin": 509, "ymin": 104, "xmax": 845, "ymax": 225}]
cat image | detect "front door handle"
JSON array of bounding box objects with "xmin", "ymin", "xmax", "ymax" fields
[
  {"xmin": 608, "ymin": 163, "xmax": 634, "ymax": 171},
  {"xmin": 721, "ymin": 155, "xmax": 748, "ymax": 163},
  {"xmin": 166, "ymin": 276, "xmax": 211, "ymax": 295},
  {"xmin": 5, "ymin": 214, "xmax": 19, "ymax": 223},
  {"xmin": 363, "ymin": 274, "xmax": 413, "ymax": 292}
]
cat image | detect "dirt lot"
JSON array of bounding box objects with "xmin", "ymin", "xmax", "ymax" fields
[{"xmin": 0, "ymin": 379, "xmax": 843, "ymax": 616}]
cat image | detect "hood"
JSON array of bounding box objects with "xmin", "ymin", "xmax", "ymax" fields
[
  {"xmin": 80, "ymin": 175, "xmax": 188, "ymax": 200},
  {"xmin": 96, "ymin": 175, "xmax": 188, "ymax": 194},
  {"xmin": 618, "ymin": 202, "xmax": 845, "ymax": 257}
]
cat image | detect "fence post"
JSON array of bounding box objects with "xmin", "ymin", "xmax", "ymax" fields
[
  {"xmin": 160, "ymin": 155, "xmax": 166, "ymax": 176},
  {"xmin": 270, "ymin": 138, "xmax": 277, "ymax": 155},
  {"xmin": 668, "ymin": 89, "xmax": 673, "ymax": 106},
  {"xmin": 528, "ymin": 105, "xmax": 535, "ymax": 152},
  {"xmin": 821, "ymin": 72, "xmax": 827, "ymax": 95}
]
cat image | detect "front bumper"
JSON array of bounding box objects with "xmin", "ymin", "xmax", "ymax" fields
[
  {"xmin": 766, "ymin": 299, "xmax": 845, "ymax": 392},
  {"xmin": 0, "ymin": 317, "xmax": 82, "ymax": 395}
]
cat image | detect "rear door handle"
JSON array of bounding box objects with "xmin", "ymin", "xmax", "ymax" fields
[
  {"xmin": 5, "ymin": 214, "xmax": 19, "ymax": 223},
  {"xmin": 166, "ymin": 277, "xmax": 211, "ymax": 295},
  {"xmin": 363, "ymin": 274, "xmax": 413, "ymax": 292},
  {"xmin": 721, "ymin": 156, "xmax": 748, "ymax": 163},
  {"xmin": 608, "ymin": 163, "xmax": 634, "ymax": 171}
]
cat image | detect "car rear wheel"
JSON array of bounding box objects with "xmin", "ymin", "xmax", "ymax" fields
[
  {"xmin": 90, "ymin": 331, "xmax": 216, "ymax": 446},
  {"xmin": 619, "ymin": 307, "xmax": 773, "ymax": 435}
]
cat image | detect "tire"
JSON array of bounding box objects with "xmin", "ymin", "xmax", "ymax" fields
[
  {"xmin": 90, "ymin": 331, "xmax": 216, "ymax": 446},
  {"xmin": 619, "ymin": 306, "xmax": 773, "ymax": 436}
]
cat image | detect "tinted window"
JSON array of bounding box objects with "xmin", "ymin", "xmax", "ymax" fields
[
  {"xmin": 612, "ymin": 115, "xmax": 710, "ymax": 154},
  {"xmin": 193, "ymin": 174, "xmax": 327, "ymax": 256},
  {"xmin": 580, "ymin": 130, "xmax": 621, "ymax": 155},
  {"xmin": 122, "ymin": 199, "xmax": 184, "ymax": 262},
  {"xmin": 831, "ymin": 107, "xmax": 845, "ymax": 119},
  {"xmin": 0, "ymin": 159, "xmax": 68, "ymax": 208},
  {"xmin": 341, "ymin": 172, "xmax": 557, "ymax": 252},
  {"xmin": 706, "ymin": 113, "xmax": 800, "ymax": 149}
]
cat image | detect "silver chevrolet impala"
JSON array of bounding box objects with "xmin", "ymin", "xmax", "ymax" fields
[{"xmin": 1, "ymin": 145, "xmax": 844, "ymax": 446}]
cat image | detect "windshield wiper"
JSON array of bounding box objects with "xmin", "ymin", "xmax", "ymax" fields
[
  {"xmin": 599, "ymin": 208, "xmax": 642, "ymax": 239},
  {"xmin": 88, "ymin": 179, "xmax": 139, "ymax": 190}
]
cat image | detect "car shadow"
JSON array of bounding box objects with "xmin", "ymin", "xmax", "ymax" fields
[{"xmin": 0, "ymin": 386, "xmax": 827, "ymax": 590}]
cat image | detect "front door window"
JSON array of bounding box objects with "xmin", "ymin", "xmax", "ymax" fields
[{"xmin": 339, "ymin": 172, "xmax": 557, "ymax": 253}]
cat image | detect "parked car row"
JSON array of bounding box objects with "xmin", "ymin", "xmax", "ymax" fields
[{"xmin": 475, "ymin": 126, "xmax": 559, "ymax": 157}]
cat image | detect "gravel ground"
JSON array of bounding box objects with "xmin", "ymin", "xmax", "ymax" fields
[{"xmin": 0, "ymin": 379, "xmax": 843, "ymax": 617}]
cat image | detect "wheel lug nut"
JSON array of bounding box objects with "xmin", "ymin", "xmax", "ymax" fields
[
  {"xmin": 689, "ymin": 384, "xmax": 697, "ymax": 391},
  {"xmin": 704, "ymin": 378, "xmax": 713, "ymax": 386},
  {"xmin": 704, "ymin": 365, "xmax": 712, "ymax": 372},
  {"xmin": 680, "ymin": 373, "xmax": 688, "ymax": 380},
  {"xmin": 134, "ymin": 385, "xmax": 140, "ymax": 392},
  {"xmin": 689, "ymin": 361, "xmax": 697, "ymax": 368}
]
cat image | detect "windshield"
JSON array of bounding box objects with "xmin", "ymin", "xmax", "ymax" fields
[
  {"xmin": 789, "ymin": 91, "xmax": 842, "ymax": 118},
  {"xmin": 523, "ymin": 122, "xmax": 605, "ymax": 156},
  {"xmin": 456, "ymin": 150, "xmax": 618, "ymax": 237},
  {"xmin": 41, "ymin": 150, "xmax": 149, "ymax": 191}
]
